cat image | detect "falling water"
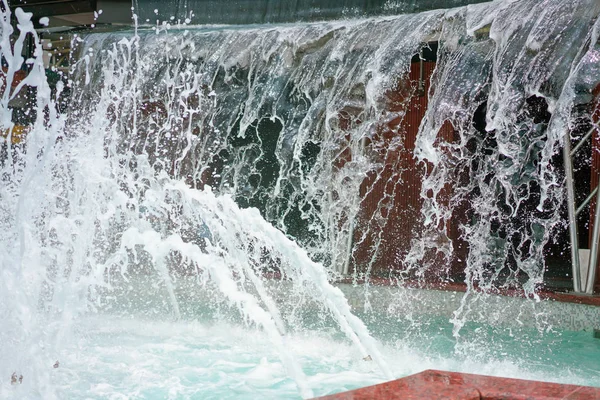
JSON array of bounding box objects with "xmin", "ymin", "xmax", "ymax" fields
[{"xmin": 1, "ymin": 0, "xmax": 600, "ymax": 397}]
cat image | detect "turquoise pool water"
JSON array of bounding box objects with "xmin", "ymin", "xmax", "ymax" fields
[{"xmin": 5, "ymin": 306, "xmax": 598, "ymax": 400}]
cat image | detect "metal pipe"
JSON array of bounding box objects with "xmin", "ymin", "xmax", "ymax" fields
[
  {"xmin": 576, "ymin": 186, "xmax": 598, "ymax": 216},
  {"xmin": 586, "ymin": 176, "xmax": 600, "ymax": 294},
  {"xmin": 563, "ymin": 132, "xmax": 582, "ymax": 293},
  {"xmin": 570, "ymin": 125, "xmax": 595, "ymax": 157},
  {"xmin": 417, "ymin": 51, "xmax": 425, "ymax": 97}
]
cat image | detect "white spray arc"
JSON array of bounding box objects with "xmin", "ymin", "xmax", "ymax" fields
[{"xmin": 0, "ymin": 4, "xmax": 393, "ymax": 399}]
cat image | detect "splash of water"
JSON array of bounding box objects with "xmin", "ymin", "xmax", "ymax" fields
[
  {"xmin": 0, "ymin": 3, "xmax": 394, "ymax": 398},
  {"xmin": 2, "ymin": 0, "xmax": 600, "ymax": 397},
  {"xmin": 413, "ymin": 0, "xmax": 600, "ymax": 333}
]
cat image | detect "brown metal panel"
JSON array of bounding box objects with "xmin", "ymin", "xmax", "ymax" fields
[{"xmin": 350, "ymin": 61, "xmax": 459, "ymax": 278}]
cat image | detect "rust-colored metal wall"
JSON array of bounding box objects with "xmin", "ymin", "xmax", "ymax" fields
[{"xmin": 349, "ymin": 61, "xmax": 464, "ymax": 279}]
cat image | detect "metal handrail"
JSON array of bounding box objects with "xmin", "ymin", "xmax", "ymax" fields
[
  {"xmin": 563, "ymin": 132, "xmax": 583, "ymax": 293},
  {"xmin": 570, "ymin": 125, "xmax": 595, "ymax": 157},
  {"xmin": 576, "ymin": 186, "xmax": 598, "ymax": 217},
  {"xmin": 586, "ymin": 168, "xmax": 600, "ymax": 293},
  {"xmin": 564, "ymin": 120, "xmax": 600, "ymax": 294}
]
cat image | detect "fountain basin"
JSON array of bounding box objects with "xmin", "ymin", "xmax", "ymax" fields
[{"xmin": 4, "ymin": 276, "xmax": 596, "ymax": 399}]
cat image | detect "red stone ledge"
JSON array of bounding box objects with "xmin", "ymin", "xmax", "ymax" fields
[{"xmin": 313, "ymin": 369, "xmax": 600, "ymax": 400}]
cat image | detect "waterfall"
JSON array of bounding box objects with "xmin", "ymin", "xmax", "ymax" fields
[{"xmin": 75, "ymin": 0, "xmax": 600, "ymax": 291}]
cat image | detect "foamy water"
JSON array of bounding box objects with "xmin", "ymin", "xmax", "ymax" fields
[{"xmin": 2, "ymin": 311, "xmax": 598, "ymax": 400}]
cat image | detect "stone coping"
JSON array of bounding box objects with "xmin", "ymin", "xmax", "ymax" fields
[
  {"xmin": 338, "ymin": 283, "xmax": 600, "ymax": 332},
  {"xmin": 336, "ymin": 277, "xmax": 600, "ymax": 307},
  {"xmin": 313, "ymin": 369, "xmax": 600, "ymax": 399}
]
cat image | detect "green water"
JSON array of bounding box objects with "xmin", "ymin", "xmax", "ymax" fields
[
  {"xmin": 4, "ymin": 311, "xmax": 594, "ymax": 399},
  {"xmin": 5, "ymin": 274, "xmax": 598, "ymax": 399}
]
